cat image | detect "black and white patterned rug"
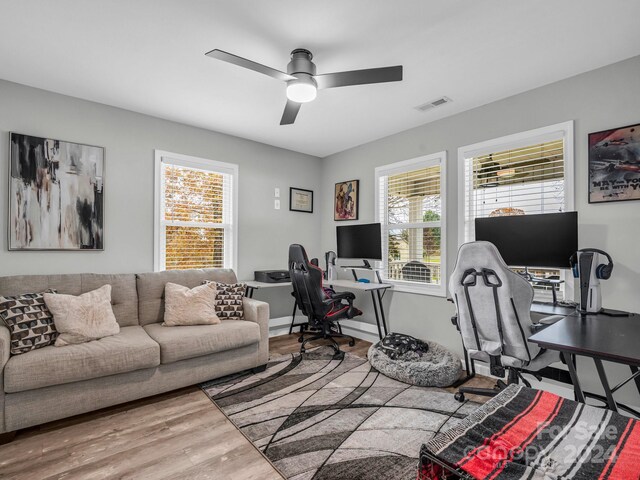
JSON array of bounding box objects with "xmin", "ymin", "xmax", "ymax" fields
[{"xmin": 201, "ymin": 348, "xmax": 478, "ymax": 480}]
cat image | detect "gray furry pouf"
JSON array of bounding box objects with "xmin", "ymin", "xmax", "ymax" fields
[{"xmin": 367, "ymin": 337, "xmax": 462, "ymax": 387}]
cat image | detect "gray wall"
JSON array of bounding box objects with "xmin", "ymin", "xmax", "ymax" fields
[
  {"xmin": 2, "ymin": 56, "xmax": 640, "ymax": 402},
  {"xmin": 320, "ymin": 55, "xmax": 640, "ymax": 403},
  {"xmin": 0, "ymin": 79, "xmax": 322, "ymax": 318}
]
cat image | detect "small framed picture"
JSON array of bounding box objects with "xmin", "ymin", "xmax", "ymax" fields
[
  {"xmin": 588, "ymin": 122, "xmax": 640, "ymax": 203},
  {"xmin": 334, "ymin": 179, "xmax": 359, "ymax": 221},
  {"xmin": 289, "ymin": 187, "xmax": 313, "ymax": 213}
]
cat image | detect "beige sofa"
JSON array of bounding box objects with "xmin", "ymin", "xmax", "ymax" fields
[{"xmin": 0, "ymin": 268, "xmax": 269, "ymax": 438}]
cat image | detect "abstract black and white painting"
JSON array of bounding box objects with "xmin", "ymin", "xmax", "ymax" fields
[{"xmin": 9, "ymin": 133, "xmax": 104, "ymax": 250}]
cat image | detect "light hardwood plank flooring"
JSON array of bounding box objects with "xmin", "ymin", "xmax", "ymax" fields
[{"xmin": 0, "ymin": 333, "xmax": 492, "ymax": 479}]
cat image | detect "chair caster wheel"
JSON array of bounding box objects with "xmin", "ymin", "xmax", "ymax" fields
[
  {"xmin": 348, "ymin": 340, "xmax": 355, "ymax": 347},
  {"xmin": 297, "ymin": 336, "xmax": 303, "ymax": 343},
  {"xmin": 454, "ymin": 392, "xmax": 465, "ymax": 402}
]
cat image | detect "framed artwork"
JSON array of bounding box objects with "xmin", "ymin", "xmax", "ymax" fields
[
  {"xmin": 334, "ymin": 179, "xmax": 359, "ymax": 221},
  {"xmin": 289, "ymin": 187, "xmax": 313, "ymax": 213},
  {"xmin": 588, "ymin": 123, "xmax": 640, "ymax": 203},
  {"xmin": 9, "ymin": 132, "xmax": 105, "ymax": 250}
]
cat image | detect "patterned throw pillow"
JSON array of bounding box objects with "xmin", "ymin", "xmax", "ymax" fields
[
  {"xmin": 0, "ymin": 290, "xmax": 58, "ymax": 355},
  {"xmin": 203, "ymin": 281, "xmax": 246, "ymax": 320}
]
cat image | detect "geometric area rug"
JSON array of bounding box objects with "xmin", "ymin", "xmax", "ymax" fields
[{"xmin": 201, "ymin": 347, "xmax": 479, "ymax": 480}]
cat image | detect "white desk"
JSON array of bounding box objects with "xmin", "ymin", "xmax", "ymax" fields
[
  {"xmin": 244, "ymin": 279, "xmax": 393, "ymax": 339},
  {"xmin": 244, "ymin": 280, "xmax": 291, "ymax": 295},
  {"xmin": 326, "ymin": 279, "xmax": 392, "ymax": 339},
  {"xmin": 327, "ymin": 279, "xmax": 392, "ymax": 291},
  {"xmin": 243, "ymin": 281, "xmax": 305, "ymax": 334}
]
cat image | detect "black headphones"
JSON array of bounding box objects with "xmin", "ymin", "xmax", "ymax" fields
[{"xmin": 569, "ymin": 248, "xmax": 614, "ymax": 280}]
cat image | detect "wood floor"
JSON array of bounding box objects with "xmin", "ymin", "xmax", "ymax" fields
[{"xmin": 0, "ymin": 334, "xmax": 492, "ymax": 480}]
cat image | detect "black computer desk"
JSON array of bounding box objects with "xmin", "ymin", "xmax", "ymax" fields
[
  {"xmin": 530, "ymin": 301, "xmax": 577, "ymax": 317},
  {"xmin": 529, "ymin": 309, "xmax": 640, "ymax": 415},
  {"xmin": 454, "ymin": 301, "xmax": 640, "ymax": 415},
  {"xmin": 451, "ymin": 300, "xmax": 576, "ymax": 388}
]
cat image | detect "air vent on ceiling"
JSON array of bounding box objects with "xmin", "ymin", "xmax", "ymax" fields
[{"xmin": 414, "ymin": 96, "xmax": 452, "ymax": 112}]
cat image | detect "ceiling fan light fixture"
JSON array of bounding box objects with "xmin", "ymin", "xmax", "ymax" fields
[
  {"xmin": 206, "ymin": 47, "xmax": 402, "ymax": 124},
  {"xmin": 286, "ymin": 74, "xmax": 317, "ymax": 103}
]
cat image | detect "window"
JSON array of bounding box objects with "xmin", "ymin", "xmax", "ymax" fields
[
  {"xmin": 458, "ymin": 121, "xmax": 574, "ymax": 299},
  {"xmin": 375, "ymin": 152, "xmax": 447, "ymax": 296},
  {"xmin": 154, "ymin": 151, "xmax": 238, "ymax": 271}
]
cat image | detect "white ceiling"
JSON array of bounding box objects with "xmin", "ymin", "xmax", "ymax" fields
[{"xmin": 1, "ymin": 1, "xmax": 639, "ymax": 158}]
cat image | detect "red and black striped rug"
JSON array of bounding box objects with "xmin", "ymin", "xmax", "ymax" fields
[{"xmin": 421, "ymin": 384, "xmax": 640, "ymax": 479}]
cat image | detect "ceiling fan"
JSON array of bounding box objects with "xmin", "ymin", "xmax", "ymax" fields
[{"xmin": 205, "ymin": 48, "xmax": 403, "ymax": 125}]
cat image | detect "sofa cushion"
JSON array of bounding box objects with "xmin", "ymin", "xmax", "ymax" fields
[
  {"xmin": 81, "ymin": 274, "xmax": 139, "ymax": 327},
  {"xmin": 4, "ymin": 326, "xmax": 160, "ymax": 393},
  {"xmin": 0, "ymin": 273, "xmax": 139, "ymax": 327},
  {"xmin": 143, "ymin": 321, "xmax": 259, "ymax": 364},
  {"xmin": 136, "ymin": 269, "xmax": 238, "ymax": 326}
]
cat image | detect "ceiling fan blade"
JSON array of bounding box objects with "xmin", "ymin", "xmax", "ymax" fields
[
  {"xmin": 280, "ymin": 100, "xmax": 301, "ymax": 125},
  {"xmin": 205, "ymin": 49, "xmax": 295, "ymax": 82},
  {"xmin": 314, "ymin": 65, "xmax": 402, "ymax": 89}
]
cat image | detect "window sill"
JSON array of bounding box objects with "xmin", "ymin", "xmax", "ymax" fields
[{"xmin": 385, "ymin": 280, "xmax": 446, "ymax": 297}]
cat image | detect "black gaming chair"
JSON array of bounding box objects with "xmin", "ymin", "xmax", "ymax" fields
[{"xmin": 288, "ymin": 244, "xmax": 361, "ymax": 354}]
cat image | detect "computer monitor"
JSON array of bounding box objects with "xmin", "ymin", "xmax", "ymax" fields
[
  {"xmin": 474, "ymin": 212, "xmax": 578, "ymax": 269},
  {"xmin": 336, "ymin": 223, "xmax": 382, "ymax": 260}
]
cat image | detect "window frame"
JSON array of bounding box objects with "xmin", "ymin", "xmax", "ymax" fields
[
  {"xmin": 153, "ymin": 150, "xmax": 239, "ymax": 272},
  {"xmin": 375, "ymin": 151, "xmax": 447, "ymax": 297},
  {"xmin": 457, "ymin": 121, "xmax": 575, "ymax": 299}
]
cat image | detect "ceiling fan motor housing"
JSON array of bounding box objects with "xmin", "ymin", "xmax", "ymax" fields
[
  {"xmin": 285, "ymin": 49, "xmax": 318, "ymax": 103},
  {"xmin": 287, "ymin": 49, "xmax": 316, "ymax": 76}
]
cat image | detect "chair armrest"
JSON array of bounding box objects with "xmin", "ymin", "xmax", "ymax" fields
[
  {"xmin": 324, "ymin": 291, "xmax": 355, "ymax": 303},
  {"xmin": 0, "ymin": 324, "xmax": 10, "ymax": 370}
]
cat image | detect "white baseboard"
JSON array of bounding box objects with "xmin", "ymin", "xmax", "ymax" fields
[
  {"xmin": 338, "ymin": 319, "xmax": 380, "ymax": 344},
  {"xmin": 268, "ymin": 316, "xmax": 380, "ymax": 344},
  {"xmin": 268, "ymin": 316, "xmax": 295, "ymax": 338}
]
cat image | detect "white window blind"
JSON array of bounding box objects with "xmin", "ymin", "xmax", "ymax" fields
[
  {"xmin": 462, "ymin": 138, "xmax": 568, "ymax": 299},
  {"xmin": 154, "ymin": 152, "xmax": 237, "ymax": 271},
  {"xmin": 375, "ymin": 152, "xmax": 446, "ymax": 295}
]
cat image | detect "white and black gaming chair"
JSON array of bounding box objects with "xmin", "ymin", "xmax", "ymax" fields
[{"xmin": 450, "ymin": 241, "xmax": 564, "ymax": 401}]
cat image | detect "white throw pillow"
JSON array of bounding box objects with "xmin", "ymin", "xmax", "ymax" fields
[
  {"xmin": 163, "ymin": 282, "xmax": 220, "ymax": 326},
  {"xmin": 44, "ymin": 285, "xmax": 120, "ymax": 346}
]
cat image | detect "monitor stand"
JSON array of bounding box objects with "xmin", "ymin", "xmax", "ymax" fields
[
  {"xmin": 343, "ymin": 259, "xmax": 382, "ymax": 283},
  {"xmin": 518, "ymin": 267, "xmax": 564, "ymax": 305}
]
